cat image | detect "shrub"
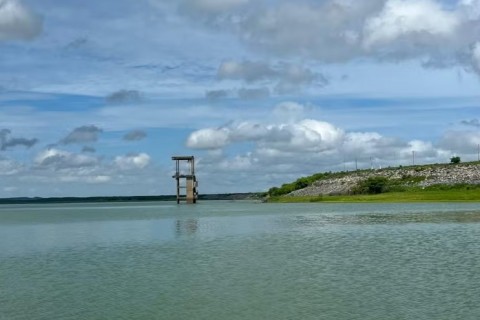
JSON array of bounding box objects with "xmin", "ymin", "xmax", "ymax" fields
[{"xmin": 353, "ymin": 176, "xmax": 390, "ymax": 194}]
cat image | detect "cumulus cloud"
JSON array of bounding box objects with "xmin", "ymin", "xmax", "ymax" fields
[
  {"xmin": 114, "ymin": 153, "xmax": 151, "ymax": 170},
  {"xmin": 106, "ymin": 89, "xmax": 142, "ymax": 104},
  {"xmin": 61, "ymin": 125, "xmax": 103, "ymax": 145},
  {"xmin": 0, "ymin": 0, "xmax": 42, "ymax": 41},
  {"xmin": 206, "ymin": 89, "xmax": 230, "ymax": 99},
  {"xmin": 55, "ymin": 174, "xmax": 111, "ymax": 184},
  {"xmin": 123, "ymin": 130, "xmax": 147, "ymax": 141},
  {"xmin": 65, "ymin": 37, "xmax": 88, "ymax": 50},
  {"xmin": 0, "ymin": 128, "xmax": 38, "ymax": 151},
  {"xmin": 179, "ymin": 0, "xmax": 249, "ymax": 17},
  {"xmin": 87, "ymin": 175, "xmax": 111, "ymax": 183},
  {"xmin": 217, "ymin": 61, "xmax": 325, "ymax": 93},
  {"xmin": 218, "ymin": 61, "xmax": 276, "ymax": 82},
  {"xmin": 472, "ymin": 42, "xmax": 480, "ymax": 72},
  {"xmin": 177, "ymin": 0, "xmax": 480, "ymax": 75},
  {"xmin": 363, "ymin": 0, "xmax": 461, "ymax": 50},
  {"xmin": 237, "ymin": 87, "xmax": 270, "ymax": 99},
  {"xmin": 186, "ymin": 127, "xmax": 230, "ymax": 149},
  {"xmin": 35, "ymin": 148, "xmax": 99, "ymax": 170},
  {"xmin": 81, "ymin": 146, "xmax": 96, "ymax": 153},
  {"xmin": 0, "ymin": 157, "xmax": 23, "ymax": 175},
  {"xmin": 461, "ymin": 119, "xmax": 480, "ymax": 127},
  {"xmin": 439, "ymin": 130, "xmax": 480, "ymax": 153},
  {"xmin": 273, "ymin": 102, "xmax": 306, "ymax": 123},
  {"xmin": 187, "ymin": 113, "xmax": 344, "ymax": 153},
  {"xmin": 185, "ymin": 101, "xmax": 456, "ymax": 184},
  {"xmin": 12, "ymin": 148, "xmax": 157, "ymax": 194},
  {"xmin": 2, "ymin": 137, "xmax": 38, "ymax": 150}
]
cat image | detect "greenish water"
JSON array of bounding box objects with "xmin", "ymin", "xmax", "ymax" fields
[{"xmin": 1, "ymin": 201, "xmax": 479, "ymax": 320}]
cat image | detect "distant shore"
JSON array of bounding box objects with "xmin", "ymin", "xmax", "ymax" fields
[{"xmin": 0, "ymin": 193, "xmax": 264, "ymax": 205}]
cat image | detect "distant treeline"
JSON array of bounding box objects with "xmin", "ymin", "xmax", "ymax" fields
[{"xmin": 0, "ymin": 193, "xmax": 265, "ymax": 205}]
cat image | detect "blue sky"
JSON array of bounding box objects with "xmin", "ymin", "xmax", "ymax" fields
[{"xmin": 1, "ymin": 0, "xmax": 480, "ymax": 197}]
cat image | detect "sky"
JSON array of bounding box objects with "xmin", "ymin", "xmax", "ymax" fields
[{"xmin": 1, "ymin": 0, "xmax": 480, "ymax": 197}]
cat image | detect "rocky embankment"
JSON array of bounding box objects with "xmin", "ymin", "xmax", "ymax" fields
[{"xmin": 288, "ymin": 163, "xmax": 480, "ymax": 197}]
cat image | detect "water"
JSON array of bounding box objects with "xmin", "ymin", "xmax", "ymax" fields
[{"xmin": 1, "ymin": 201, "xmax": 480, "ymax": 319}]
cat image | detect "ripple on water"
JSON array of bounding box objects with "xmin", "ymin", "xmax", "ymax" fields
[{"xmin": 1, "ymin": 202, "xmax": 480, "ymax": 319}]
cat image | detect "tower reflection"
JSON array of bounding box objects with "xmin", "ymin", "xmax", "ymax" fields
[{"xmin": 175, "ymin": 218, "xmax": 198, "ymax": 236}]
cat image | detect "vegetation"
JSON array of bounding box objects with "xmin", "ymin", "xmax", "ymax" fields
[
  {"xmin": 268, "ymin": 171, "xmax": 352, "ymax": 197},
  {"xmin": 268, "ymin": 185, "xmax": 480, "ymax": 203},
  {"xmin": 352, "ymin": 176, "xmax": 390, "ymax": 194},
  {"xmin": 350, "ymin": 175, "xmax": 427, "ymax": 195},
  {"xmin": 266, "ymin": 160, "xmax": 480, "ymax": 203},
  {"xmin": 266, "ymin": 161, "xmax": 475, "ymax": 198},
  {"xmin": 450, "ymin": 156, "xmax": 461, "ymax": 164},
  {"xmin": 267, "ymin": 167, "xmax": 432, "ymax": 198}
]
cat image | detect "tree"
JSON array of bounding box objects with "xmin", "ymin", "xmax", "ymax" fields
[{"xmin": 450, "ymin": 156, "xmax": 461, "ymax": 164}]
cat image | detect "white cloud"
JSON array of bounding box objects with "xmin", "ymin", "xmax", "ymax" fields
[
  {"xmin": 217, "ymin": 153, "xmax": 257, "ymax": 170},
  {"xmin": 123, "ymin": 130, "xmax": 147, "ymax": 141},
  {"xmin": 250, "ymin": 119, "xmax": 345, "ymax": 154},
  {"xmin": 90, "ymin": 175, "xmax": 111, "ymax": 183},
  {"xmin": 299, "ymin": 119, "xmax": 344, "ymax": 147},
  {"xmin": 0, "ymin": 128, "xmax": 38, "ymax": 150},
  {"xmin": 402, "ymin": 139, "xmax": 446, "ymax": 159},
  {"xmin": 3, "ymin": 186, "xmax": 18, "ymax": 192},
  {"xmin": 0, "ymin": 0, "xmax": 42, "ymax": 41},
  {"xmin": 205, "ymin": 89, "xmax": 230, "ymax": 99},
  {"xmin": 177, "ymin": 0, "xmax": 480, "ymax": 75},
  {"xmin": 237, "ymin": 87, "xmax": 270, "ymax": 99},
  {"xmin": 114, "ymin": 153, "xmax": 151, "ymax": 170},
  {"xmin": 273, "ymin": 101, "xmax": 305, "ymax": 123},
  {"xmin": 217, "ymin": 60, "xmax": 324, "ymax": 94},
  {"xmin": 185, "ymin": 101, "xmax": 465, "ymax": 192},
  {"xmin": 472, "ymin": 42, "xmax": 480, "ymax": 72},
  {"xmin": 461, "ymin": 118, "xmax": 480, "ymax": 128},
  {"xmin": 61, "ymin": 125, "xmax": 103, "ymax": 145},
  {"xmin": 363, "ymin": 0, "xmax": 460, "ymax": 49},
  {"xmin": 186, "ymin": 127, "xmax": 230, "ymax": 149},
  {"xmin": 58, "ymin": 174, "xmax": 112, "ymax": 184},
  {"xmin": 440, "ymin": 130, "xmax": 480, "ymax": 153},
  {"xmin": 35, "ymin": 148, "xmax": 99, "ymax": 169},
  {"xmin": 0, "ymin": 148, "xmax": 161, "ymax": 197},
  {"xmin": 460, "ymin": 0, "xmax": 480, "ymax": 19},
  {"xmin": 0, "ymin": 157, "xmax": 23, "ymax": 175},
  {"xmin": 187, "ymin": 115, "xmax": 343, "ymax": 153},
  {"xmin": 106, "ymin": 89, "xmax": 142, "ymax": 105},
  {"xmin": 181, "ymin": 0, "xmax": 249, "ymax": 14},
  {"xmin": 235, "ymin": 1, "xmax": 375, "ymax": 61},
  {"xmin": 218, "ymin": 61, "xmax": 276, "ymax": 82}
]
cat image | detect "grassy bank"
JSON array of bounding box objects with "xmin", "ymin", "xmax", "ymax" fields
[
  {"xmin": 268, "ymin": 187, "xmax": 480, "ymax": 203},
  {"xmin": 266, "ymin": 160, "xmax": 480, "ymax": 203}
]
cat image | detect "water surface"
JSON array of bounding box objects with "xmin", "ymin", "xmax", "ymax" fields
[{"xmin": 1, "ymin": 201, "xmax": 479, "ymax": 319}]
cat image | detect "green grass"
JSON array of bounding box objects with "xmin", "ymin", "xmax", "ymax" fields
[
  {"xmin": 267, "ymin": 160, "xmax": 480, "ymax": 199},
  {"xmin": 268, "ymin": 188, "xmax": 480, "ymax": 203}
]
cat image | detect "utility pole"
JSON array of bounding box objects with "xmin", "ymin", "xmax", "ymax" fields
[
  {"xmin": 355, "ymin": 158, "xmax": 358, "ymax": 171},
  {"xmin": 412, "ymin": 151, "xmax": 415, "ymax": 166},
  {"xmin": 478, "ymin": 144, "xmax": 479, "ymax": 161}
]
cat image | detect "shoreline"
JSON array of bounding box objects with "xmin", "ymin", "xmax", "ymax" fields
[{"xmin": 267, "ymin": 189, "xmax": 480, "ymax": 203}]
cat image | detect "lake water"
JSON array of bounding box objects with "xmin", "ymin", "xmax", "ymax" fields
[{"xmin": 1, "ymin": 201, "xmax": 480, "ymax": 320}]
